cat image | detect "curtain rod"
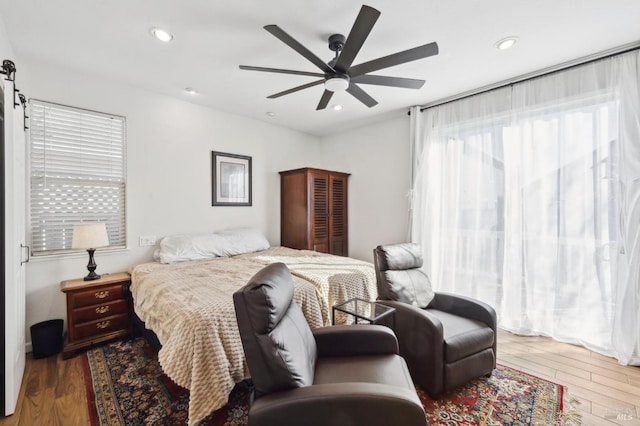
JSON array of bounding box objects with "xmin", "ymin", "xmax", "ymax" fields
[{"xmin": 412, "ymin": 40, "xmax": 640, "ymax": 113}]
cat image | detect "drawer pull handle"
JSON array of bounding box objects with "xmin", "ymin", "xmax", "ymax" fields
[
  {"xmin": 96, "ymin": 321, "xmax": 110, "ymax": 329},
  {"xmin": 95, "ymin": 306, "xmax": 110, "ymax": 314},
  {"xmin": 95, "ymin": 291, "xmax": 109, "ymax": 299}
]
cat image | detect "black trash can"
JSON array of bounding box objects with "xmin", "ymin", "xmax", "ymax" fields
[{"xmin": 30, "ymin": 319, "xmax": 64, "ymax": 359}]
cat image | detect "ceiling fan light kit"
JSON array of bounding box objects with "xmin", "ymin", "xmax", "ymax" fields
[
  {"xmin": 325, "ymin": 75, "xmax": 350, "ymax": 92},
  {"xmin": 239, "ymin": 4, "xmax": 439, "ymax": 110}
]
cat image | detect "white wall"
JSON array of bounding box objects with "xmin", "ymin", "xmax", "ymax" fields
[
  {"xmin": 10, "ymin": 43, "xmax": 414, "ymax": 344},
  {"xmin": 18, "ymin": 60, "xmax": 323, "ymax": 343},
  {"xmin": 320, "ymin": 114, "xmax": 411, "ymax": 263},
  {"xmin": 0, "ymin": 16, "xmax": 13, "ymax": 60}
]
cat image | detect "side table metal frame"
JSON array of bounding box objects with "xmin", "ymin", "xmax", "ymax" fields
[{"xmin": 332, "ymin": 297, "xmax": 396, "ymax": 330}]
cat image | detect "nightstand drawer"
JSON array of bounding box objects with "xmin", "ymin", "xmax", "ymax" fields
[
  {"xmin": 68, "ymin": 283, "xmax": 126, "ymax": 308},
  {"xmin": 72, "ymin": 299, "xmax": 129, "ymax": 323},
  {"xmin": 73, "ymin": 313, "xmax": 130, "ymax": 341}
]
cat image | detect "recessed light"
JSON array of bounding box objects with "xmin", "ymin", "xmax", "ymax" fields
[
  {"xmin": 495, "ymin": 37, "xmax": 518, "ymax": 51},
  {"xmin": 265, "ymin": 111, "xmax": 276, "ymax": 117},
  {"xmin": 185, "ymin": 87, "xmax": 197, "ymax": 95},
  {"xmin": 150, "ymin": 27, "xmax": 174, "ymax": 43},
  {"xmin": 333, "ymin": 105, "xmax": 343, "ymax": 111}
]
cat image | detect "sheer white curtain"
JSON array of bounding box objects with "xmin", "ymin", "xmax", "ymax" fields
[{"xmin": 410, "ymin": 51, "xmax": 640, "ymax": 365}]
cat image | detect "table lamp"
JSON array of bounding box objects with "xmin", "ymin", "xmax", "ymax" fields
[{"xmin": 72, "ymin": 222, "xmax": 110, "ymax": 281}]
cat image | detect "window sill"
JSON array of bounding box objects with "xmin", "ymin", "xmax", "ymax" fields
[{"xmin": 28, "ymin": 247, "xmax": 131, "ymax": 263}]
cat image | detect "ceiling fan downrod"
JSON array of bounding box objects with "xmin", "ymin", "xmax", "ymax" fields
[{"xmin": 328, "ymin": 34, "xmax": 346, "ymax": 66}]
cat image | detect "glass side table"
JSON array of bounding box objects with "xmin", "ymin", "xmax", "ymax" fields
[{"xmin": 332, "ymin": 298, "xmax": 396, "ymax": 330}]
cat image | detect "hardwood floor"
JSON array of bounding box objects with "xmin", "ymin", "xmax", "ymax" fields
[
  {"xmin": 1, "ymin": 330, "xmax": 639, "ymax": 425},
  {"xmin": 497, "ymin": 330, "xmax": 640, "ymax": 426},
  {"xmin": 0, "ymin": 352, "xmax": 89, "ymax": 426}
]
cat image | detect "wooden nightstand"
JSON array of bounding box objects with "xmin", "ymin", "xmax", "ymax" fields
[{"xmin": 60, "ymin": 272, "xmax": 132, "ymax": 358}]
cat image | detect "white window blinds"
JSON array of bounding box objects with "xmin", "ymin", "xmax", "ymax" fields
[{"xmin": 29, "ymin": 100, "xmax": 126, "ymax": 255}]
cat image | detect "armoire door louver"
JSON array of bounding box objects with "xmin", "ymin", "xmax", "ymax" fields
[
  {"xmin": 280, "ymin": 168, "xmax": 350, "ymax": 256},
  {"xmin": 310, "ymin": 173, "xmax": 329, "ymax": 253},
  {"xmin": 329, "ymin": 174, "xmax": 347, "ymax": 256}
]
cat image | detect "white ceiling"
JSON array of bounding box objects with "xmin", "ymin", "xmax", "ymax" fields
[{"xmin": 1, "ymin": 0, "xmax": 640, "ymax": 137}]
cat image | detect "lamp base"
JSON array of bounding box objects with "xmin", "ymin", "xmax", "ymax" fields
[
  {"xmin": 84, "ymin": 248, "xmax": 101, "ymax": 281},
  {"xmin": 83, "ymin": 271, "xmax": 101, "ymax": 281}
]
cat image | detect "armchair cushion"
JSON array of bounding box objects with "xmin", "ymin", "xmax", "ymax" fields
[
  {"xmin": 428, "ymin": 310, "xmax": 495, "ymax": 363},
  {"xmin": 375, "ymin": 243, "xmax": 434, "ymax": 308},
  {"xmin": 250, "ymin": 382, "xmax": 425, "ymax": 426},
  {"xmin": 384, "ymin": 269, "xmax": 434, "ymax": 308},
  {"xmin": 380, "ymin": 242, "xmax": 424, "ymax": 270},
  {"xmin": 241, "ymin": 262, "xmax": 295, "ymax": 334},
  {"xmin": 314, "ymin": 355, "xmax": 415, "ymax": 389},
  {"xmin": 233, "ymin": 263, "xmax": 317, "ymax": 395}
]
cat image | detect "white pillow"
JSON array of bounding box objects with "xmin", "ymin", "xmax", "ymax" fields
[
  {"xmin": 157, "ymin": 228, "xmax": 269, "ymax": 264},
  {"xmin": 214, "ymin": 228, "xmax": 270, "ymax": 256}
]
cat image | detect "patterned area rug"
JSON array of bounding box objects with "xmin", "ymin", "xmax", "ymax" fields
[{"xmin": 83, "ymin": 338, "xmax": 579, "ymax": 425}]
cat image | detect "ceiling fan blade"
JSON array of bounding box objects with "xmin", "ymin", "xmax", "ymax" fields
[
  {"xmin": 239, "ymin": 65, "xmax": 325, "ymax": 78},
  {"xmin": 349, "ymin": 42, "xmax": 439, "ymax": 77},
  {"xmin": 351, "ymin": 74, "xmax": 425, "ymax": 89},
  {"xmin": 316, "ymin": 90, "xmax": 334, "ymax": 110},
  {"xmin": 267, "ymin": 79, "xmax": 325, "ymax": 99},
  {"xmin": 333, "ymin": 5, "xmax": 380, "ymax": 73},
  {"xmin": 347, "ymin": 84, "xmax": 378, "ymax": 108},
  {"xmin": 264, "ymin": 25, "xmax": 334, "ymax": 74}
]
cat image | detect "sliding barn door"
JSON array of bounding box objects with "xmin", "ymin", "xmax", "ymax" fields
[{"xmin": 2, "ymin": 79, "xmax": 26, "ymax": 416}]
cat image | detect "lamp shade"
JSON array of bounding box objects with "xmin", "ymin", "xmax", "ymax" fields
[{"xmin": 72, "ymin": 222, "xmax": 109, "ymax": 249}]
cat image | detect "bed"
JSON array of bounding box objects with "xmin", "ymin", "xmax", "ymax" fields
[{"xmin": 130, "ymin": 234, "xmax": 377, "ymax": 426}]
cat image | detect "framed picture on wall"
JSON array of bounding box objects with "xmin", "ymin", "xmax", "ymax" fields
[{"xmin": 212, "ymin": 151, "xmax": 252, "ymax": 206}]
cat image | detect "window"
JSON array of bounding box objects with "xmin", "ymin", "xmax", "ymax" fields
[{"xmin": 29, "ymin": 100, "xmax": 126, "ymax": 255}]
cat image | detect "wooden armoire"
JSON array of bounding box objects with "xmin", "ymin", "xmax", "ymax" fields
[{"xmin": 279, "ymin": 168, "xmax": 350, "ymax": 256}]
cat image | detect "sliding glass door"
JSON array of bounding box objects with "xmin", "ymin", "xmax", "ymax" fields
[{"xmin": 411, "ymin": 50, "xmax": 640, "ymax": 364}]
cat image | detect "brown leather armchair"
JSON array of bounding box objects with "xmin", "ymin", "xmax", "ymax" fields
[
  {"xmin": 233, "ymin": 262, "xmax": 426, "ymax": 426},
  {"xmin": 373, "ymin": 243, "xmax": 497, "ymax": 397}
]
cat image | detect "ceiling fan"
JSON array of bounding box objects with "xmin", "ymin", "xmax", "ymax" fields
[{"xmin": 239, "ymin": 4, "xmax": 439, "ymax": 110}]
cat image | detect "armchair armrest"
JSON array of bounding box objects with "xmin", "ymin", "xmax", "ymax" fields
[
  {"xmin": 250, "ymin": 383, "xmax": 426, "ymax": 426},
  {"xmin": 313, "ymin": 325, "xmax": 398, "ymax": 357},
  {"xmin": 376, "ymin": 300, "xmax": 446, "ymax": 394},
  {"xmin": 429, "ymin": 292, "xmax": 497, "ymax": 331},
  {"xmin": 376, "ymin": 300, "xmax": 444, "ymax": 343}
]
